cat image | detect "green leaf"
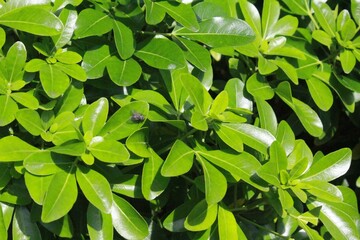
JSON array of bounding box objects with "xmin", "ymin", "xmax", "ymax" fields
[
  {"xmin": 83, "ymin": 97, "xmax": 108, "ymax": 136},
  {"xmin": 87, "ymin": 204, "xmax": 113, "ymax": 240},
  {"xmin": 111, "ymin": 194, "xmax": 149, "ymax": 240},
  {"xmin": 163, "ymin": 201, "xmax": 194, "ymax": 232},
  {"xmin": 55, "ymin": 82, "xmax": 84, "ymax": 114},
  {"xmin": 100, "ymin": 101, "xmax": 149, "ymax": 140},
  {"xmin": 261, "ymin": 0, "xmax": 280, "ymax": 39},
  {"xmin": 193, "ymin": 2, "xmax": 229, "ymax": 20},
  {"xmin": 256, "ymin": 97, "xmax": 277, "ymax": 135},
  {"xmin": 52, "ymin": 8, "xmax": 78, "ymax": 49},
  {"xmin": 239, "ymin": 0, "xmax": 261, "ymax": 39},
  {"xmin": 0, "ymin": 204, "xmax": 7, "ymax": 239},
  {"xmin": 306, "ymin": 77, "xmax": 333, "ymax": 111},
  {"xmin": 271, "ymin": 58, "xmax": 298, "ymax": 85},
  {"xmin": 16, "ymin": 109, "xmax": 44, "ymax": 136},
  {"xmin": 0, "ymin": 27, "xmax": 5, "ymax": 49},
  {"xmin": 12, "ymin": 206, "xmax": 41, "ymax": 240},
  {"xmin": 0, "ymin": 94, "xmax": 18, "ymax": 126},
  {"xmin": 216, "ymin": 122, "xmax": 275, "ymax": 154},
  {"xmin": 42, "ymin": 169, "xmax": 78, "ymax": 223},
  {"xmin": 156, "ymin": 0, "xmax": 199, "ymax": 31},
  {"xmin": 246, "ymin": 73, "xmax": 274, "ymax": 100},
  {"xmin": 198, "ymin": 156, "xmax": 227, "ymax": 204},
  {"xmin": 287, "ymin": 140, "xmax": 313, "ymax": 170},
  {"xmin": 113, "ymin": 19, "xmax": 134, "ymax": 59},
  {"xmin": 308, "ymin": 198, "xmax": 360, "ymax": 240},
  {"xmin": 218, "ymin": 204, "xmax": 238, "ymax": 240},
  {"xmin": 132, "ymin": 90, "xmax": 177, "ymax": 115},
  {"xmin": 269, "ymin": 15, "xmax": 298, "ymax": 38},
  {"xmin": 54, "ymin": 62, "xmax": 87, "ymax": 82},
  {"xmin": 301, "ymin": 148, "xmax": 351, "ymax": 182},
  {"xmin": 258, "ymin": 54, "xmax": 278, "ymax": 75},
  {"xmin": 107, "ymin": 57, "xmax": 142, "ymax": 86},
  {"xmin": 0, "ymin": 6, "xmax": 63, "ymax": 36},
  {"xmin": 269, "ymin": 141, "xmax": 288, "ymax": 172},
  {"xmin": 175, "ymin": 37, "xmax": 211, "ymax": 72},
  {"xmin": 340, "ymin": 19, "xmax": 356, "ymax": 41},
  {"xmin": 161, "ymin": 140, "xmax": 194, "ymax": 177},
  {"xmin": 11, "ymin": 92, "xmax": 39, "ymax": 110},
  {"xmin": 24, "ymin": 172, "xmax": 52, "ymax": 205},
  {"xmin": 0, "ymin": 136, "xmax": 38, "ymax": 162},
  {"xmin": 199, "ymin": 150, "xmax": 267, "ymax": 191},
  {"xmin": 50, "ymin": 142, "xmax": 86, "ymax": 157},
  {"xmin": 312, "ymin": 30, "xmax": 332, "ymax": 48},
  {"xmin": 224, "ymin": 78, "xmax": 253, "ymax": 109},
  {"xmin": 40, "ymin": 64, "xmax": 70, "ymax": 98},
  {"xmin": 180, "ymin": 73, "xmax": 212, "ymax": 116},
  {"xmin": 111, "ymin": 174, "xmax": 142, "ymax": 198},
  {"xmin": 144, "ymin": 0, "xmax": 166, "ymax": 25},
  {"xmin": 134, "ymin": 37, "xmax": 186, "ymax": 70},
  {"xmin": 4, "ymin": 41, "xmax": 26, "ymax": 83},
  {"xmin": 125, "ymin": 128, "xmax": 151, "ymax": 158},
  {"xmin": 0, "ymin": 164, "xmax": 11, "ymax": 191},
  {"xmin": 298, "ymin": 181, "xmax": 343, "ymax": 202},
  {"xmin": 209, "ymin": 91, "xmax": 228, "ymax": 117},
  {"xmin": 184, "ymin": 199, "xmax": 217, "ymax": 231},
  {"xmin": 174, "ymin": 17, "xmax": 255, "ymax": 48},
  {"xmin": 24, "ymin": 151, "xmax": 73, "ymax": 176},
  {"xmin": 351, "ymin": 0, "xmax": 360, "ymax": 25},
  {"xmin": 191, "ymin": 110, "xmax": 208, "ymax": 131},
  {"xmin": 312, "ymin": 2, "xmax": 336, "ymax": 37},
  {"xmin": 339, "ymin": 49, "xmax": 356, "ymax": 74},
  {"xmin": 40, "ymin": 214, "xmax": 74, "ymax": 238},
  {"xmin": 81, "ymin": 44, "xmax": 111, "ymax": 79},
  {"xmin": 76, "ymin": 165, "xmax": 113, "ymax": 213},
  {"xmin": 74, "ymin": 8, "xmax": 112, "ymax": 38},
  {"xmin": 88, "ymin": 138, "xmax": 130, "ymax": 163},
  {"xmin": 142, "ymin": 149, "xmax": 169, "ymax": 200}
]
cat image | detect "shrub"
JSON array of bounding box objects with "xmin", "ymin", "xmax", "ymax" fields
[{"xmin": 0, "ymin": 0, "xmax": 359, "ymax": 239}]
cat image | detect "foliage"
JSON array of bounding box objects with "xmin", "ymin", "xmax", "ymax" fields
[{"xmin": 0, "ymin": 0, "xmax": 359, "ymax": 239}]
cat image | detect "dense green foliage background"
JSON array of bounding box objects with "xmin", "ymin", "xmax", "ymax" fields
[{"xmin": 0, "ymin": 0, "xmax": 359, "ymax": 239}]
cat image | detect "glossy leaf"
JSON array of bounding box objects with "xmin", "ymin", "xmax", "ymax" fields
[
  {"xmin": 224, "ymin": 78, "xmax": 253, "ymax": 110},
  {"xmin": 42, "ymin": 169, "xmax": 78, "ymax": 223},
  {"xmin": 12, "ymin": 206, "xmax": 41, "ymax": 240},
  {"xmin": 113, "ymin": 19, "xmax": 134, "ymax": 60},
  {"xmin": 312, "ymin": 2, "xmax": 336, "ymax": 37},
  {"xmin": 198, "ymin": 150, "xmax": 267, "ymax": 191},
  {"xmin": 0, "ymin": 95, "xmax": 18, "ymax": 126},
  {"xmin": 298, "ymin": 181, "xmax": 343, "ymax": 202},
  {"xmin": 175, "ymin": 37, "xmax": 211, "ymax": 72},
  {"xmin": 16, "ymin": 109, "xmax": 44, "ymax": 136},
  {"xmin": 87, "ymin": 204, "xmax": 113, "ymax": 240},
  {"xmin": 125, "ymin": 128, "xmax": 151, "ymax": 158},
  {"xmin": 132, "ymin": 90, "xmax": 176, "ymax": 115},
  {"xmin": 301, "ymin": 148, "xmax": 351, "ymax": 182},
  {"xmin": 111, "ymin": 174, "xmax": 142, "ymax": 199},
  {"xmin": 24, "ymin": 151, "xmax": 73, "ymax": 176},
  {"xmin": 256, "ymin": 97, "xmax": 277, "ymax": 135},
  {"xmin": 351, "ymin": 0, "xmax": 360, "ymax": 25},
  {"xmin": 246, "ymin": 73, "xmax": 274, "ymax": 100},
  {"xmin": 24, "ymin": 172, "xmax": 52, "ymax": 205},
  {"xmin": 0, "ymin": 6, "xmax": 63, "ymax": 36},
  {"xmin": 52, "ymin": 8, "xmax": 78, "ymax": 49},
  {"xmin": 40, "ymin": 64, "xmax": 70, "ymax": 98},
  {"xmin": 54, "ymin": 62, "xmax": 87, "ymax": 81},
  {"xmin": 74, "ymin": 8, "xmax": 112, "ymax": 38},
  {"xmin": 262, "ymin": 0, "xmax": 280, "ymax": 38},
  {"xmin": 339, "ymin": 49, "xmax": 356, "ymax": 74},
  {"xmin": 82, "ymin": 44, "xmax": 111, "ymax": 79},
  {"xmin": 180, "ymin": 73, "xmax": 212, "ymax": 116},
  {"xmin": 306, "ymin": 77, "xmax": 333, "ymax": 111},
  {"xmin": 76, "ymin": 165, "xmax": 113, "ymax": 213},
  {"xmin": 161, "ymin": 140, "xmax": 194, "ymax": 177},
  {"xmin": 198, "ymin": 157, "xmax": 227, "ymax": 204},
  {"xmin": 11, "ymin": 92, "xmax": 39, "ymax": 110},
  {"xmin": 156, "ymin": 1, "xmax": 199, "ymax": 31},
  {"xmin": 135, "ymin": 37, "xmax": 186, "ymax": 70},
  {"xmin": 107, "ymin": 57, "xmax": 142, "ymax": 86},
  {"xmin": 111, "ymin": 194, "xmax": 149, "ymax": 239},
  {"xmin": 174, "ymin": 17, "xmax": 255, "ymax": 48},
  {"xmin": 144, "ymin": 0, "xmax": 166, "ymax": 25},
  {"xmin": 184, "ymin": 199, "xmax": 217, "ymax": 231},
  {"xmin": 82, "ymin": 97, "xmax": 108, "ymax": 136},
  {"xmin": 218, "ymin": 204, "xmax": 238, "ymax": 240},
  {"xmin": 216, "ymin": 122, "xmax": 275, "ymax": 154},
  {"xmin": 142, "ymin": 150, "xmax": 169, "ymax": 200},
  {"xmin": 163, "ymin": 201, "xmax": 194, "ymax": 232},
  {"xmin": 239, "ymin": 0, "xmax": 261, "ymax": 39},
  {"xmin": 0, "ymin": 136, "xmax": 38, "ymax": 162},
  {"xmin": 88, "ymin": 138, "xmax": 130, "ymax": 163},
  {"xmin": 99, "ymin": 101, "xmax": 149, "ymax": 140}
]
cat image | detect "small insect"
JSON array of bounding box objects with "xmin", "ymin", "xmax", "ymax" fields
[{"xmin": 131, "ymin": 111, "xmax": 145, "ymax": 123}]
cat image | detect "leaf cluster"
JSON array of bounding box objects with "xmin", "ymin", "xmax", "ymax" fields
[{"xmin": 0, "ymin": 0, "xmax": 359, "ymax": 239}]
